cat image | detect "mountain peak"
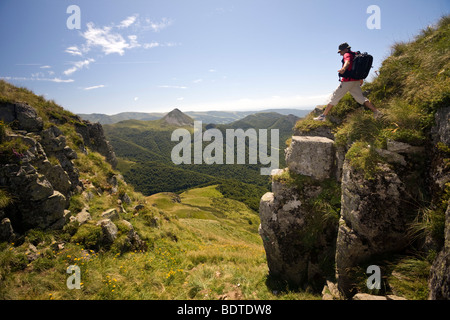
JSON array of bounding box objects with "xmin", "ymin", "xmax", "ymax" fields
[{"xmin": 161, "ymin": 108, "xmax": 194, "ymax": 126}]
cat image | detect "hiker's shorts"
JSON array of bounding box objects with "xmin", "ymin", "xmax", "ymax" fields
[{"xmin": 327, "ymin": 80, "xmax": 369, "ymax": 106}]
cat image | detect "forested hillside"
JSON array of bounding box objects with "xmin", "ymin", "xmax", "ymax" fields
[{"xmin": 103, "ymin": 110, "xmax": 299, "ymax": 211}]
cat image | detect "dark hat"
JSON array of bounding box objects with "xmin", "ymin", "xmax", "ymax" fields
[{"xmin": 338, "ymin": 42, "xmax": 351, "ymax": 53}]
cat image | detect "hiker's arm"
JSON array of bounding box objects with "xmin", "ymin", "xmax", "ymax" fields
[{"xmin": 338, "ymin": 60, "xmax": 351, "ymax": 74}]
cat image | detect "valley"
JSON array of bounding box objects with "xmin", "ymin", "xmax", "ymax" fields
[{"xmin": 101, "ymin": 109, "xmax": 300, "ymax": 212}]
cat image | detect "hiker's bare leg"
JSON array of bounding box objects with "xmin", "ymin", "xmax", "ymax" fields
[
  {"xmin": 323, "ymin": 103, "xmax": 334, "ymax": 116},
  {"xmin": 364, "ymin": 100, "xmax": 378, "ymax": 112}
]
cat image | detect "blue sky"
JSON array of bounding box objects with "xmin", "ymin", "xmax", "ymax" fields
[{"xmin": 0, "ymin": 0, "xmax": 448, "ymax": 114}]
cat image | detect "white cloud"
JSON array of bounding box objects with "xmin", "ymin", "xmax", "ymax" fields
[
  {"xmin": 63, "ymin": 58, "xmax": 95, "ymax": 76},
  {"xmin": 65, "ymin": 46, "xmax": 83, "ymax": 56},
  {"xmin": 82, "ymin": 22, "xmax": 131, "ymax": 56},
  {"xmin": 193, "ymin": 79, "xmax": 203, "ymax": 83},
  {"xmin": 143, "ymin": 42, "xmax": 160, "ymax": 49},
  {"xmin": 128, "ymin": 35, "xmax": 140, "ymax": 49},
  {"xmin": 50, "ymin": 78, "xmax": 75, "ymax": 83},
  {"xmin": 118, "ymin": 15, "xmax": 138, "ymax": 29},
  {"xmin": 84, "ymin": 84, "xmax": 105, "ymax": 90},
  {"xmin": 209, "ymin": 69, "xmax": 217, "ymax": 72},
  {"xmin": 144, "ymin": 17, "xmax": 173, "ymax": 32},
  {"xmin": 40, "ymin": 65, "xmax": 51, "ymax": 69},
  {"xmin": 158, "ymin": 85, "xmax": 188, "ymax": 89},
  {"xmin": 66, "ymin": 15, "xmax": 175, "ymax": 60},
  {"xmin": 177, "ymin": 97, "xmax": 185, "ymax": 101},
  {"xmin": 1, "ymin": 76, "xmax": 74, "ymax": 83},
  {"xmin": 134, "ymin": 97, "xmax": 139, "ymax": 101}
]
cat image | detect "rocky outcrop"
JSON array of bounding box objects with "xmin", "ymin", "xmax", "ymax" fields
[
  {"xmin": 336, "ymin": 161, "xmax": 412, "ymax": 297},
  {"xmin": 75, "ymin": 121, "xmax": 117, "ymax": 168},
  {"xmin": 259, "ymin": 135, "xmax": 339, "ymax": 290},
  {"xmin": 0, "ymin": 101, "xmax": 115, "ymax": 235},
  {"xmin": 259, "ymin": 107, "xmax": 447, "ymax": 299}
]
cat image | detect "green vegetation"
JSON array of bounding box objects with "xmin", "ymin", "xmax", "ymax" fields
[
  {"xmin": 0, "ymin": 184, "xmax": 319, "ymax": 300},
  {"xmin": 351, "ymin": 254, "xmax": 431, "ymax": 300},
  {"xmin": 102, "ymin": 111, "xmax": 296, "ymax": 212}
]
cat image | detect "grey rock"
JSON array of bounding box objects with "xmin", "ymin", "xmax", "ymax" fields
[
  {"xmin": 336, "ymin": 161, "xmax": 411, "ymax": 298},
  {"xmin": 25, "ymin": 243, "xmax": 40, "ymax": 262},
  {"xmin": 293, "ymin": 125, "xmax": 335, "ymax": 141},
  {"xmin": 375, "ymin": 148, "xmax": 407, "ymax": 166},
  {"xmin": 40, "ymin": 126, "xmax": 66, "ymax": 153},
  {"xmin": 432, "ymin": 106, "xmax": 450, "ymax": 145},
  {"xmin": 97, "ymin": 219, "xmax": 118, "ymax": 244},
  {"xmin": 29, "ymin": 174, "xmax": 54, "ymax": 201},
  {"xmin": 134, "ymin": 204, "xmax": 145, "ymax": 212},
  {"xmin": 259, "ymin": 173, "xmax": 338, "ymax": 290},
  {"xmin": 0, "ymin": 218, "xmax": 15, "ymax": 242},
  {"xmin": 0, "ymin": 102, "xmax": 43, "ymax": 132},
  {"xmin": 428, "ymin": 249, "xmax": 450, "ymax": 300},
  {"xmin": 74, "ymin": 208, "xmax": 91, "ymax": 225},
  {"xmin": 285, "ymin": 136, "xmax": 335, "ymax": 180},
  {"xmin": 120, "ymin": 192, "xmax": 132, "ymax": 205},
  {"xmin": 75, "ymin": 121, "xmax": 117, "ymax": 168},
  {"xmin": 101, "ymin": 208, "xmax": 119, "ymax": 221},
  {"xmin": 386, "ymin": 139, "xmax": 425, "ymax": 154}
]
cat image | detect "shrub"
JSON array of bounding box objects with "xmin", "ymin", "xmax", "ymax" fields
[
  {"xmin": 71, "ymin": 223, "xmax": 102, "ymax": 249},
  {"xmin": 0, "ymin": 189, "xmax": 13, "ymax": 209},
  {"xmin": 346, "ymin": 141, "xmax": 384, "ymax": 180}
]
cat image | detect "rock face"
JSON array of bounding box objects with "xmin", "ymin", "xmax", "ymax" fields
[{"xmin": 336, "ymin": 161, "xmax": 411, "ymax": 297}]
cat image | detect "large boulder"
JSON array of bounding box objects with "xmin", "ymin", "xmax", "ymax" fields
[{"xmin": 285, "ymin": 136, "xmax": 335, "ymax": 180}]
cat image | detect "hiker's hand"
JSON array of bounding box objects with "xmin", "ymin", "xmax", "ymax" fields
[
  {"xmin": 338, "ymin": 68, "xmax": 345, "ymax": 74},
  {"xmin": 360, "ymin": 79, "xmax": 364, "ymax": 86}
]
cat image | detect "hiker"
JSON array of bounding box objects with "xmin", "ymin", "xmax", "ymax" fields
[{"xmin": 314, "ymin": 43, "xmax": 380, "ymax": 121}]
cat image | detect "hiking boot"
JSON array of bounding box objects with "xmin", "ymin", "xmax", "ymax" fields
[
  {"xmin": 313, "ymin": 114, "xmax": 326, "ymax": 121},
  {"xmin": 373, "ymin": 110, "xmax": 384, "ymax": 119}
]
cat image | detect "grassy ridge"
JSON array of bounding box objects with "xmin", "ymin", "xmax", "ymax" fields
[{"xmin": 0, "ymin": 185, "xmax": 319, "ymax": 300}]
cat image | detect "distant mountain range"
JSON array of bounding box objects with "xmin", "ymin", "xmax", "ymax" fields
[
  {"xmin": 78, "ymin": 108, "xmax": 311, "ymax": 125},
  {"xmin": 102, "ymin": 108, "xmax": 301, "ymax": 210}
]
